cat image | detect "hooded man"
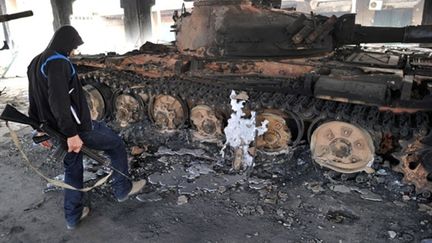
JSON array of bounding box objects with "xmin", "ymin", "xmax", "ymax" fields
[{"xmin": 27, "ymin": 26, "xmax": 146, "ymax": 230}]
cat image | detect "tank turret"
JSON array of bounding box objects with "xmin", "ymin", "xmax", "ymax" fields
[{"xmin": 174, "ymin": 0, "xmax": 432, "ymax": 58}]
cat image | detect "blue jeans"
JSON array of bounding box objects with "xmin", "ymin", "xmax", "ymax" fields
[{"xmin": 63, "ymin": 121, "xmax": 132, "ymax": 226}]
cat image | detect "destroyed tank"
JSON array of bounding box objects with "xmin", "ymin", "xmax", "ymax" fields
[{"xmin": 72, "ymin": 0, "xmax": 432, "ymax": 195}]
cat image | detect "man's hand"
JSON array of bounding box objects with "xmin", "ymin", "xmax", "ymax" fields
[
  {"xmin": 36, "ymin": 132, "xmax": 52, "ymax": 149},
  {"xmin": 67, "ymin": 135, "xmax": 83, "ymax": 153}
]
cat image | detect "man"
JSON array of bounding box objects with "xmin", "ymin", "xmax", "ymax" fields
[{"xmin": 27, "ymin": 26, "xmax": 145, "ymax": 230}]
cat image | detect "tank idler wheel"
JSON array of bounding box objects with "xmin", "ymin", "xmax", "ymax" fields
[
  {"xmin": 190, "ymin": 105, "xmax": 223, "ymax": 141},
  {"xmin": 393, "ymin": 138, "xmax": 432, "ymax": 195},
  {"xmin": 394, "ymin": 154, "xmax": 432, "ymax": 195},
  {"xmin": 310, "ymin": 121, "xmax": 375, "ymax": 174},
  {"xmin": 113, "ymin": 92, "xmax": 144, "ymax": 128},
  {"xmin": 149, "ymin": 94, "xmax": 188, "ymax": 130},
  {"xmin": 256, "ymin": 111, "xmax": 292, "ymax": 152}
]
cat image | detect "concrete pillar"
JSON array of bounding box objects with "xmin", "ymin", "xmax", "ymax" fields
[
  {"xmin": 50, "ymin": 0, "xmax": 74, "ymax": 31},
  {"xmin": 267, "ymin": 0, "xmax": 282, "ymax": 8},
  {"xmin": 121, "ymin": 0, "xmax": 139, "ymax": 45},
  {"xmin": 0, "ymin": 0, "xmax": 11, "ymax": 48},
  {"xmin": 121, "ymin": 0, "xmax": 155, "ymax": 47},
  {"xmin": 422, "ymin": 0, "xmax": 432, "ymax": 25},
  {"xmin": 252, "ymin": 0, "xmax": 281, "ymax": 8},
  {"xmin": 137, "ymin": 0, "xmax": 154, "ymax": 43},
  {"xmin": 421, "ymin": 0, "xmax": 432, "ymax": 47}
]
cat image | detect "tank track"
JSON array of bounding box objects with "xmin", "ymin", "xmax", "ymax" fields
[{"xmin": 79, "ymin": 69, "xmax": 432, "ymax": 194}]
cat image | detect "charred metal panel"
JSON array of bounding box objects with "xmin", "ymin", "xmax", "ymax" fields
[
  {"xmin": 199, "ymin": 59, "xmax": 315, "ymax": 77},
  {"xmin": 314, "ymin": 76, "xmax": 389, "ymax": 105},
  {"xmin": 401, "ymin": 75, "xmax": 414, "ymax": 101},
  {"xmin": 342, "ymin": 52, "xmax": 402, "ymax": 68},
  {"xmin": 73, "ymin": 52, "xmax": 182, "ymax": 78},
  {"xmin": 175, "ymin": 0, "xmax": 335, "ymax": 57}
]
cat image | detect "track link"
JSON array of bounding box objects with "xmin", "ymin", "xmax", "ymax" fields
[{"xmin": 79, "ymin": 69, "xmax": 432, "ymax": 194}]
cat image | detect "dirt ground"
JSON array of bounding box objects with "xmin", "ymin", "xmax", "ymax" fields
[{"xmin": 1, "ymin": 78, "xmax": 432, "ymax": 243}]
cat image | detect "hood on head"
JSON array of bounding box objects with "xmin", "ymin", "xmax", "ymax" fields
[{"xmin": 47, "ymin": 25, "xmax": 84, "ymax": 56}]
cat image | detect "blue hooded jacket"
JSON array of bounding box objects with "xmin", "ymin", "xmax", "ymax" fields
[{"xmin": 27, "ymin": 26, "xmax": 91, "ymax": 137}]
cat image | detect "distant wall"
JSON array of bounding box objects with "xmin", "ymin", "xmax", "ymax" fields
[{"xmin": 282, "ymin": 0, "xmax": 425, "ymax": 27}]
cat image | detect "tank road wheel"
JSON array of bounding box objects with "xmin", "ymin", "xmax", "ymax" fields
[
  {"xmin": 113, "ymin": 92, "xmax": 144, "ymax": 128},
  {"xmin": 256, "ymin": 111, "xmax": 292, "ymax": 152},
  {"xmin": 149, "ymin": 95, "xmax": 188, "ymax": 131},
  {"xmin": 310, "ymin": 121, "xmax": 375, "ymax": 174},
  {"xmin": 82, "ymin": 83, "xmax": 112, "ymax": 120},
  {"xmin": 190, "ymin": 105, "xmax": 223, "ymax": 141}
]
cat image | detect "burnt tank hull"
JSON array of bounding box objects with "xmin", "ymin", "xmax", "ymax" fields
[
  {"xmin": 175, "ymin": 0, "xmax": 335, "ymax": 57},
  {"xmin": 73, "ymin": 0, "xmax": 432, "ymax": 194}
]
